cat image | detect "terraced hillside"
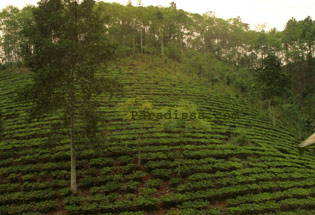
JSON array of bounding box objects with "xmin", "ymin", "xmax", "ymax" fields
[{"xmin": 1, "ymin": 55, "xmax": 315, "ymax": 215}]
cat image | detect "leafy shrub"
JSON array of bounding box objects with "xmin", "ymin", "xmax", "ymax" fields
[
  {"xmin": 118, "ymin": 155, "xmax": 133, "ymax": 165},
  {"xmin": 151, "ymin": 168, "xmax": 172, "ymax": 179},
  {"xmin": 100, "ymin": 167, "xmax": 112, "ymax": 176},
  {"xmin": 140, "ymin": 187, "xmax": 157, "ymax": 196},
  {"xmin": 120, "ymin": 211, "xmax": 146, "ymax": 215},
  {"xmin": 229, "ymin": 129, "xmax": 251, "ymax": 146},
  {"xmin": 180, "ymin": 200, "xmax": 209, "ymax": 209},
  {"xmin": 166, "ymin": 208, "xmax": 182, "ymax": 215},
  {"xmin": 126, "ymin": 170, "xmax": 146, "ymax": 181},
  {"xmin": 107, "ymin": 193, "xmax": 120, "ymax": 203},
  {"xmin": 0, "ymin": 63, "xmax": 7, "ymax": 71},
  {"xmin": 22, "ymin": 173, "xmax": 36, "ymax": 181},
  {"xmin": 144, "ymin": 179, "xmax": 162, "ymax": 188},
  {"xmin": 169, "ymin": 178, "xmax": 181, "ymax": 187},
  {"xmin": 122, "ymin": 181, "xmax": 140, "ymax": 192},
  {"xmin": 133, "ymin": 196, "xmax": 158, "ymax": 210},
  {"xmin": 165, "ymin": 46, "xmax": 182, "ymax": 62},
  {"xmin": 161, "ymin": 193, "xmax": 188, "ymax": 206},
  {"xmin": 125, "ymin": 193, "xmax": 136, "ymax": 200},
  {"xmin": 0, "ymin": 109, "xmax": 3, "ymax": 140}
]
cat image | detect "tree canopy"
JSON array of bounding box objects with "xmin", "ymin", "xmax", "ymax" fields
[{"xmin": 16, "ymin": 0, "xmax": 119, "ymax": 194}]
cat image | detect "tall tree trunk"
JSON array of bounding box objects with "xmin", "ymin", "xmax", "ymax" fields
[
  {"xmin": 137, "ymin": 146, "xmax": 141, "ymax": 166},
  {"xmin": 203, "ymin": 33, "xmax": 206, "ymax": 57},
  {"xmin": 133, "ymin": 32, "xmax": 136, "ymax": 55},
  {"xmin": 178, "ymin": 162, "xmax": 181, "ymax": 178},
  {"xmin": 140, "ymin": 27, "xmax": 143, "ymax": 54},
  {"xmin": 144, "ymin": 28, "xmax": 147, "ymax": 55},
  {"xmin": 268, "ymin": 100, "xmax": 271, "ymax": 117},
  {"xmin": 137, "ymin": 132, "xmax": 143, "ymax": 167},
  {"xmin": 178, "ymin": 132, "xmax": 184, "ymax": 178},
  {"xmin": 70, "ymin": 0, "xmax": 78, "ymax": 194},
  {"xmin": 70, "ymin": 54, "xmax": 77, "ymax": 194},
  {"xmin": 137, "ymin": 137, "xmax": 141, "ymax": 167},
  {"xmin": 121, "ymin": 20, "xmax": 125, "ymax": 46},
  {"xmin": 272, "ymin": 106, "xmax": 276, "ymax": 127},
  {"xmin": 160, "ymin": 28, "xmax": 164, "ymax": 56},
  {"xmin": 180, "ymin": 36, "xmax": 183, "ymax": 56},
  {"xmin": 70, "ymin": 95, "xmax": 77, "ymax": 194},
  {"xmin": 300, "ymin": 71, "xmax": 306, "ymax": 92},
  {"xmin": 269, "ymin": 99, "xmax": 276, "ymax": 127},
  {"xmin": 179, "ymin": 29, "xmax": 183, "ymax": 56}
]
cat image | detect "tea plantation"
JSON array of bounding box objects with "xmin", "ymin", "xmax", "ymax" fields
[{"xmin": 1, "ymin": 55, "xmax": 315, "ymax": 215}]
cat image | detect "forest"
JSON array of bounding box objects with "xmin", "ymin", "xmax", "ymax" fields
[{"xmin": 0, "ymin": 0, "xmax": 315, "ymax": 214}]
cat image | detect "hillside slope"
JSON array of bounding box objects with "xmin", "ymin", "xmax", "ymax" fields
[{"xmin": 1, "ymin": 55, "xmax": 315, "ymax": 215}]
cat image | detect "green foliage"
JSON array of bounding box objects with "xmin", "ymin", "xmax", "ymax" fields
[
  {"xmin": 165, "ymin": 46, "xmax": 182, "ymax": 62},
  {"xmin": 117, "ymin": 95, "xmax": 157, "ymax": 166},
  {"xmin": 255, "ymin": 54, "xmax": 291, "ymax": 101},
  {"xmin": 157, "ymin": 100, "xmax": 212, "ymax": 133},
  {"xmin": 1, "ymin": 59, "xmax": 315, "ymax": 214},
  {"xmin": 229, "ymin": 128, "xmax": 251, "ymax": 146},
  {"xmin": 169, "ymin": 177, "xmax": 181, "ymax": 187},
  {"xmin": 0, "ymin": 2, "xmax": 315, "ymax": 215},
  {"xmin": 0, "ymin": 110, "xmax": 3, "ymax": 140},
  {"xmin": 156, "ymin": 100, "xmax": 212, "ymax": 177},
  {"xmin": 0, "ymin": 6, "xmax": 35, "ymax": 67},
  {"xmin": 167, "ymin": 208, "xmax": 182, "ymax": 215},
  {"xmin": 17, "ymin": 0, "xmax": 119, "ymax": 127},
  {"xmin": 144, "ymin": 179, "xmax": 162, "ymax": 188},
  {"xmin": 117, "ymin": 96, "xmax": 155, "ymax": 122},
  {"xmin": 14, "ymin": 0, "xmax": 122, "ymax": 194},
  {"xmin": 0, "ymin": 0, "xmax": 313, "ymax": 137}
]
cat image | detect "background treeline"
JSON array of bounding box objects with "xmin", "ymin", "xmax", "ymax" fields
[{"xmin": 0, "ymin": 1, "xmax": 314, "ymax": 139}]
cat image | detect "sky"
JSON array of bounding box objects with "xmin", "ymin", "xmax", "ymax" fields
[{"xmin": 0, "ymin": 0, "xmax": 314, "ymax": 31}]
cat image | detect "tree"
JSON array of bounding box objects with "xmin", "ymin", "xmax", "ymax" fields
[
  {"xmin": 17, "ymin": 0, "xmax": 119, "ymax": 194},
  {"xmin": 255, "ymin": 54, "xmax": 291, "ymax": 127},
  {"xmin": 117, "ymin": 96, "xmax": 156, "ymax": 167},
  {"xmin": 0, "ymin": 110, "xmax": 3, "ymax": 141},
  {"xmin": 0, "ymin": 5, "xmax": 35, "ymax": 67},
  {"xmin": 169, "ymin": 2, "xmax": 176, "ymax": 10},
  {"xmin": 157, "ymin": 100, "xmax": 211, "ymax": 178},
  {"xmin": 0, "ymin": 6, "xmax": 21, "ymax": 66},
  {"xmin": 156, "ymin": 9, "xmax": 165, "ymax": 56}
]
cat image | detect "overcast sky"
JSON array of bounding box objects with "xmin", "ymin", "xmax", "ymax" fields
[{"xmin": 1, "ymin": 0, "xmax": 314, "ymax": 31}]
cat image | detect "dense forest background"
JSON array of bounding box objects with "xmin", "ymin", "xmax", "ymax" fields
[{"xmin": 0, "ymin": 1, "xmax": 314, "ymax": 140}]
